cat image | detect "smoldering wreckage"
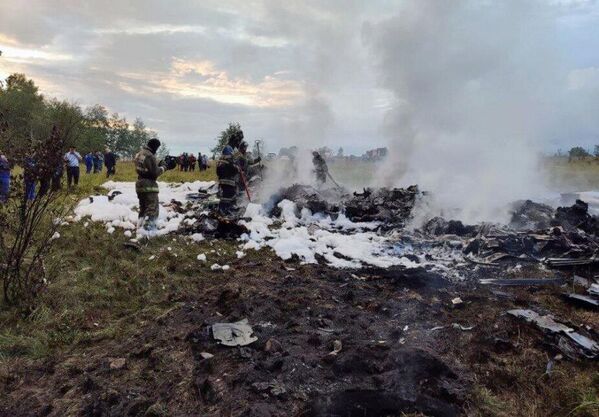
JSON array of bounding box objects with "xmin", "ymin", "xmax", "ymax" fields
[{"xmin": 7, "ymin": 177, "xmax": 599, "ymax": 417}]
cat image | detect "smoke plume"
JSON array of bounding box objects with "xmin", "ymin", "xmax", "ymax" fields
[{"xmin": 364, "ymin": 0, "xmax": 568, "ymax": 223}]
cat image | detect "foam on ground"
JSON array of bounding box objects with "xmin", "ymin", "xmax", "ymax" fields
[{"xmin": 75, "ymin": 181, "xmax": 421, "ymax": 269}]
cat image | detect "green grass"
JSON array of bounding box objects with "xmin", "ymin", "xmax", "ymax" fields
[
  {"xmin": 0, "ymin": 219, "xmax": 243, "ymax": 360},
  {"xmin": 544, "ymin": 157, "xmax": 599, "ymax": 191}
]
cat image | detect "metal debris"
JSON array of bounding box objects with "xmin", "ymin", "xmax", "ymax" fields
[
  {"xmin": 452, "ymin": 323, "xmax": 475, "ymax": 331},
  {"xmin": 480, "ymin": 277, "xmax": 565, "ymax": 286},
  {"xmin": 546, "ymin": 257, "xmax": 599, "ymax": 268},
  {"xmin": 212, "ymin": 319, "xmax": 258, "ymax": 347},
  {"xmin": 561, "ymin": 293, "xmax": 599, "ymax": 310},
  {"xmin": 507, "ymin": 309, "xmax": 599, "ymax": 359}
]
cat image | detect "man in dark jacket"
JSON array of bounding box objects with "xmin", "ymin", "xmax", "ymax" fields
[
  {"xmin": 104, "ymin": 147, "xmax": 116, "ymax": 178},
  {"xmin": 84, "ymin": 152, "xmax": 94, "ymax": 174},
  {"xmin": 217, "ymin": 145, "xmax": 238, "ymax": 214},
  {"xmin": 134, "ymin": 138, "xmax": 171, "ymax": 231}
]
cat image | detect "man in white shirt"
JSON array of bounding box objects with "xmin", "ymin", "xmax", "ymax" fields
[{"xmin": 63, "ymin": 146, "xmax": 82, "ymax": 189}]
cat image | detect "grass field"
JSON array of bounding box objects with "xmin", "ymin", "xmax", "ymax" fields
[{"xmin": 544, "ymin": 157, "xmax": 599, "ymax": 191}]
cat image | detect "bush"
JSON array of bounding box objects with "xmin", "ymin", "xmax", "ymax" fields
[{"xmin": 0, "ymin": 125, "xmax": 71, "ymax": 308}]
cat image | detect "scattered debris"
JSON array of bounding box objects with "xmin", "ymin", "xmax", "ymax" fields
[
  {"xmin": 109, "ymin": 358, "xmax": 127, "ymax": 370},
  {"xmin": 509, "ymin": 200, "xmax": 555, "ymax": 231},
  {"xmin": 479, "ymin": 277, "xmax": 566, "ymax": 286},
  {"xmin": 212, "ymin": 319, "xmax": 258, "ymax": 347},
  {"xmin": 123, "ymin": 241, "xmax": 141, "ymax": 251},
  {"xmin": 507, "ymin": 309, "xmax": 599, "ymax": 359},
  {"xmin": 589, "ymin": 284, "xmax": 599, "ymax": 296},
  {"xmin": 451, "ymin": 297, "xmax": 464, "ymax": 306},
  {"xmin": 328, "ymin": 340, "xmax": 342, "ymax": 356},
  {"xmin": 561, "ymin": 293, "xmax": 599, "ymax": 310},
  {"xmin": 452, "ymin": 323, "xmax": 475, "ymax": 331}
]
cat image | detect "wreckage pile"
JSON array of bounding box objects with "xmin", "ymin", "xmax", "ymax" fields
[
  {"xmin": 264, "ymin": 184, "xmax": 420, "ymax": 230},
  {"xmin": 460, "ymin": 199, "xmax": 599, "ymax": 266}
]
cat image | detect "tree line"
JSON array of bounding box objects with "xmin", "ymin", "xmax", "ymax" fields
[{"xmin": 0, "ymin": 73, "xmax": 163, "ymax": 160}]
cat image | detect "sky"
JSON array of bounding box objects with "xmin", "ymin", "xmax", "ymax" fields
[{"xmin": 1, "ymin": 0, "xmax": 599, "ymax": 155}]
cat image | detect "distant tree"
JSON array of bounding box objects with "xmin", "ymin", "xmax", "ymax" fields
[
  {"xmin": 128, "ymin": 118, "xmax": 151, "ymax": 156},
  {"xmin": 82, "ymin": 104, "xmax": 109, "ymax": 152},
  {"xmin": 211, "ymin": 122, "xmax": 243, "ymax": 156},
  {"xmin": 0, "ymin": 73, "xmax": 160, "ymax": 159},
  {"xmin": 568, "ymin": 146, "xmax": 590, "ymax": 162},
  {"xmin": 337, "ymin": 147, "xmax": 344, "ymax": 158},
  {"xmin": 156, "ymin": 142, "xmax": 170, "ymax": 159},
  {"xmin": 594, "ymin": 145, "xmax": 599, "ymax": 158},
  {"xmin": 0, "ymin": 73, "xmax": 45, "ymax": 156},
  {"xmin": 106, "ymin": 113, "xmax": 130, "ymax": 156}
]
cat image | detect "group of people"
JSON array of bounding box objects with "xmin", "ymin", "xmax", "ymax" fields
[
  {"xmin": 83, "ymin": 150, "xmax": 116, "ymax": 176},
  {"xmin": 216, "ymin": 132, "xmax": 262, "ymax": 214},
  {"xmin": 177, "ymin": 152, "xmax": 209, "ymax": 172},
  {"xmin": 0, "ymin": 145, "xmax": 118, "ymax": 202},
  {"xmin": 66, "ymin": 147, "xmax": 117, "ymax": 188}
]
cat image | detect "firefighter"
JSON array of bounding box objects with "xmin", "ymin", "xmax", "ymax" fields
[
  {"xmin": 312, "ymin": 151, "xmax": 328, "ymax": 185},
  {"xmin": 134, "ymin": 138, "xmax": 170, "ymax": 231},
  {"xmin": 217, "ymin": 145, "xmax": 239, "ymax": 214}
]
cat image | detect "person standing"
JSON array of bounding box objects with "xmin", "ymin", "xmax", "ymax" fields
[
  {"xmin": 64, "ymin": 146, "xmax": 82, "ymax": 189},
  {"xmin": 134, "ymin": 138, "xmax": 170, "ymax": 231},
  {"xmin": 189, "ymin": 153, "xmax": 196, "ymax": 172},
  {"xmin": 92, "ymin": 152, "xmax": 99, "ymax": 173},
  {"xmin": 84, "ymin": 152, "xmax": 94, "ymax": 174},
  {"xmin": 96, "ymin": 151, "xmax": 104, "ymax": 172},
  {"xmin": 217, "ymin": 146, "xmax": 238, "ymax": 214},
  {"xmin": 104, "ymin": 147, "xmax": 116, "ymax": 178},
  {"xmin": 202, "ymin": 154, "xmax": 208, "ymax": 171},
  {"xmin": 0, "ymin": 150, "xmax": 10, "ymax": 203},
  {"xmin": 51, "ymin": 162, "xmax": 63, "ymax": 192},
  {"xmin": 178, "ymin": 154, "xmax": 185, "ymax": 171},
  {"xmin": 23, "ymin": 155, "xmax": 36, "ymax": 200},
  {"xmin": 312, "ymin": 151, "xmax": 328, "ymax": 186}
]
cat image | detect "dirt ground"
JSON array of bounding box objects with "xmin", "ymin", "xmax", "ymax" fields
[{"xmin": 1, "ymin": 241, "xmax": 597, "ymax": 417}]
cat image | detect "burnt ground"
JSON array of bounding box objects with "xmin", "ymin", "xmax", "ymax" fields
[{"xmin": 1, "ymin": 239, "xmax": 597, "ymax": 417}]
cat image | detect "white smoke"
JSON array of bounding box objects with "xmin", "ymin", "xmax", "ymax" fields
[{"xmin": 364, "ymin": 0, "xmax": 568, "ymax": 223}]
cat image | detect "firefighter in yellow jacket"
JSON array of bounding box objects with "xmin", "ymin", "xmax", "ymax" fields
[{"xmin": 134, "ymin": 138, "xmax": 168, "ymax": 231}]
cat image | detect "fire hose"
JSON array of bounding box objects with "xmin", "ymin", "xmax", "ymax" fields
[
  {"xmin": 326, "ymin": 171, "xmax": 343, "ymax": 190},
  {"xmin": 238, "ymin": 168, "xmax": 252, "ymax": 201}
]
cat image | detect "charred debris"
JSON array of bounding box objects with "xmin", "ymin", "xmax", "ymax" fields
[{"xmin": 174, "ymin": 183, "xmax": 599, "ymax": 361}]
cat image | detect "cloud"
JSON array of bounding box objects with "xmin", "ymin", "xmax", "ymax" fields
[
  {"xmin": 0, "ymin": 0, "xmax": 598, "ymax": 159},
  {"xmin": 155, "ymin": 58, "xmax": 304, "ymax": 106}
]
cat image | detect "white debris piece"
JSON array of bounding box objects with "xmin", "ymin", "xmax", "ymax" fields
[
  {"xmin": 51, "ymin": 232, "xmax": 60, "ymax": 240},
  {"xmin": 197, "ymin": 254, "xmax": 207, "ymax": 262},
  {"xmin": 211, "ymin": 263, "xmax": 222, "ymax": 270},
  {"xmin": 190, "ymin": 233, "xmax": 205, "ymax": 242},
  {"xmin": 451, "ymin": 297, "xmax": 464, "ymax": 306},
  {"xmin": 124, "ymin": 230, "xmax": 132, "ymax": 238},
  {"xmin": 236, "ymin": 251, "xmax": 246, "ymax": 259}
]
